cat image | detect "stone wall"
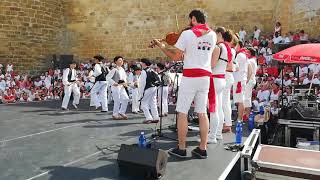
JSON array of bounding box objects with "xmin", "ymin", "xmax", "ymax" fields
[
  {"xmin": 1, "ymin": 0, "xmax": 320, "ymax": 72},
  {"xmin": 0, "ymin": 0, "xmax": 65, "ymax": 72},
  {"xmin": 64, "ymin": 0, "xmax": 276, "ymax": 61}
]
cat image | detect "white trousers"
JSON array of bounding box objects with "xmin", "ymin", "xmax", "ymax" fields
[
  {"xmin": 158, "ymin": 86, "xmax": 169, "ymax": 114},
  {"xmin": 209, "ymin": 78, "xmax": 226, "ymax": 138},
  {"xmin": 112, "ymin": 86, "xmax": 129, "ymax": 116},
  {"xmin": 141, "ymin": 87, "xmax": 159, "ymax": 120},
  {"xmin": 222, "ymin": 73, "xmax": 234, "ymax": 127},
  {"xmin": 131, "ymin": 88, "xmax": 140, "ymax": 112},
  {"xmin": 90, "ymin": 81, "xmax": 108, "ymax": 111},
  {"xmin": 61, "ymin": 83, "xmax": 80, "ymax": 109}
]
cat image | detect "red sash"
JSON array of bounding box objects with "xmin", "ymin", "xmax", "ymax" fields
[
  {"xmin": 236, "ymin": 82, "xmax": 242, "ymax": 93},
  {"xmin": 183, "ymin": 69, "xmax": 216, "ymax": 113},
  {"xmin": 210, "ymin": 74, "xmax": 225, "ymax": 113},
  {"xmin": 218, "ymin": 42, "xmax": 232, "ymax": 62}
]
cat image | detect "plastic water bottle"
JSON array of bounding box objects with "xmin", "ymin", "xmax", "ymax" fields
[
  {"xmin": 235, "ymin": 121, "xmax": 243, "ymax": 144},
  {"xmin": 259, "ymin": 105, "xmax": 265, "ymax": 115},
  {"xmin": 248, "ymin": 112, "xmax": 255, "ymax": 133},
  {"xmin": 138, "ymin": 132, "xmax": 147, "ymax": 148}
]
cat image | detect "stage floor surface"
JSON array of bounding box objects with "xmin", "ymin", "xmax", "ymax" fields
[{"xmin": 0, "ymin": 100, "xmax": 239, "ymax": 180}]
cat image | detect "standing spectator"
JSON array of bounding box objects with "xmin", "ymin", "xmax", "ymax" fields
[
  {"xmin": 239, "ymin": 26, "xmax": 247, "ymax": 42},
  {"xmin": 253, "ymin": 26, "xmax": 261, "ymax": 40},
  {"xmin": 274, "ymin": 22, "xmax": 281, "ymax": 36},
  {"xmin": 6, "ymin": 63, "xmax": 13, "ymax": 73}
]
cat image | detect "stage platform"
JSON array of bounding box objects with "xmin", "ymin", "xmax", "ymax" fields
[{"xmin": 0, "ymin": 100, "xmax": 242, "ymax": 180}]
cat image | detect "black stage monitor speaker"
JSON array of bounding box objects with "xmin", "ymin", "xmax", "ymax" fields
[
  {"xmin": 60, "ymin": 55, "xmax": 74, "ymax": 69},
  {"xmin": 117, "ymin": 144, "xmax": 168, "ymax": 179}
]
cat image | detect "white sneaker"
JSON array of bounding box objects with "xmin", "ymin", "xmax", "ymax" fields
[
  {"xmin": 72, "ymin": 103, "xmax": 78, "ymax": 109},
  {"xmin": 207, "ymin": 137, "xmax": 218, "ymax": 144}
]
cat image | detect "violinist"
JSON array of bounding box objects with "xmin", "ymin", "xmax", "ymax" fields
[{"xmin": 150, "ymin": 9, "xmax": 218, "ymax": 159}]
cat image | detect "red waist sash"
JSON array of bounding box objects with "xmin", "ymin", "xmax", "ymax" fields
[
  {"xmin": 210, "ymin": 74, "xmax": 225, "ymax": 112},
  {"xmin": 182, "ymin": 69, "xmax": 215, "ymax": 112}
]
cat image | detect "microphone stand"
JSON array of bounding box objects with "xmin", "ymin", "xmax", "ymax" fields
[{"xmin": 151, "ymin": 62, "xmax": 182, "ymax": 141}]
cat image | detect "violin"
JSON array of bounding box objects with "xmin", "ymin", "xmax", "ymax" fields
[{"xmin": 149, "ymin": 27, "xmax": 191, "ymax": 48}]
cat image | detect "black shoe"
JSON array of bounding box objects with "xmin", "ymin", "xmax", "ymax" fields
[
  {"xmin": 168, "ymin": 147, "xmax": 187, "ymax": 158},
  {"xmin": 191, "ymin": 147, "xmax": 208, "ymax": 159},
  {"xmin": 101, "ymin": 110, "xmax": 108, "ymax": 113}
]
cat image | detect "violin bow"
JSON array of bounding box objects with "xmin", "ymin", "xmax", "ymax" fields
[{"xmin": 175, "ymin": 14, "xmax": 179, "ymax": 31}]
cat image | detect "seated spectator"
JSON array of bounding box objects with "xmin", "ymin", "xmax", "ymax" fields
[
  {"xmin": 299, "ymin": 30, "xmax": 309, "ymax": 41},
  {"xmin": 283, "ymin": 33, "xmax": 291, "ymax": 43},
  {"xmin": 273, "ymin": 32, "xmax": 283, "ymax": 44},
  {"xmin": 311, "ymin": 74, "xmax": 319, "ymax": 85},
  {"xmin": 3, "ymin": 90, "xmax": 16, "ymax": 103},
  {"xmin": 293, "ymin": 31, "xmax": 300, "ymax": 41},
  {"xmin": 257, "ymin": 84, "xmax": 271, "ymax": 104},
  {"xmin": 302, "ymin": 75, "xmax": 312, "ymax": 85},
  {"xmin": 283, "ymin": 74, "xmax": 292, "ymax": 86},
  {"xmin": 0, "ymin": 77, "xmax": 5, "ymax": 91}
]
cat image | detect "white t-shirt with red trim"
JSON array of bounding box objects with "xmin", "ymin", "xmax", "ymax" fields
[
  {"xmin": 175, "ymin": 30, "xmax": 217, "ymax": 73},
  {"xmin": 233, "ymin": 52, "xmax": 248, "ymax": 82}
]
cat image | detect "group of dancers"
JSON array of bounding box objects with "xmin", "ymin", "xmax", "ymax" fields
[
  {"xmin": 60, "ymin": 55, "xmax": 171, "ymax": 124},
  {"xmin": 61, "ymin": 9, "xmax": 257, "ymax": 159},
  {"xmin": 150, "ymin": 9, "xmax": 257, "ymax": 159}
]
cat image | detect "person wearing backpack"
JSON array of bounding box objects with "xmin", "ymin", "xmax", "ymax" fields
[
  {"xmin": 90, "ymin": 55, "xmax": 109, "ymax": 112},
  {"xmin": 156, "ymin": 63, "xmax": 171, "ymax": 117},
  {"xmin": 139, "ymin": 58, "xmax": 160, "ymax": 124},
  {"xmin": 106, "ymin": 56, "xmax": 129, "ymax": 120}
]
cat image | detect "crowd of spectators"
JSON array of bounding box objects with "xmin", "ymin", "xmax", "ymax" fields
[{"xmin": 1, "ymin": 22, "xmax": 320, "ymax": 110}]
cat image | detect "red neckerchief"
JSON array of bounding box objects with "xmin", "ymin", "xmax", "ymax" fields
[
  {"xmin": 191, "ymin": 24, "xmax": 212, "ymax": 37},
  {"xmin": 273, "ymin": 89, "xmax": 279, "ymax": 94},
  {"xmin": 237, "ymin": 48, "xmax": 249, "ymax": 58},
  {"xmin": 218, "ymin": 42, "xmax": 232, "ymax": 62}
]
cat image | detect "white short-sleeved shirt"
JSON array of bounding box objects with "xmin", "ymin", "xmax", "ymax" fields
[
  {"xmin": 239, "ymin": 30, "xmax": 246, "ymax": 42},
  {"xmin": 175, "ymin": 30, "xmax": 217, "ymax": 73},
  {"xmin": 233, "ymin": 52, "xmax": 248, "ymax": 82},
  {"xmin": 254, "ymin": 29, "xmax": 261, "ymax": 39},
  {"xmin": 248, "ymin": 58, "xmax": 257, "ymax": 83},
  {"xmin": 212, "ymin": 43, "xmax": 228, "ymax": 75},
  {"xmin": 308, "ymin": 64, "xmax": 317, "ymax": 73}
]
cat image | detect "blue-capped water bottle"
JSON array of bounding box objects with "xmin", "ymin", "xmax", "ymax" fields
[
  {"xmin": 248, "ymin": 112, "xmax": 255, "ymax": 133},
  {"xmin": 235, "ymin": 121, "xmax": 243, "ymax": 144},
  {"xmin": 259, "ymin": 105, "xmax": 265, "ymax": 115},
  {"xmin": 138, "ymin": 132, "xmax": 147, "ymax": 148}
]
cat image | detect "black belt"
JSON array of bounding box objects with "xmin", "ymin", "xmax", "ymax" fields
[{"xmin": 69, "ymin": 80, "xmax": 75, "ymax": 82}]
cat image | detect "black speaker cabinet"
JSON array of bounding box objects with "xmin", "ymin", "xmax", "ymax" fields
[{"xmin": 117, "ymin": 144, "xmax": 168, "ymax": 179}]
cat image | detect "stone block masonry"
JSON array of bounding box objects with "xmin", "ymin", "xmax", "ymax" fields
[{"xmin": 0, "ymin": 0, "xmax": 319, "ymax": 72}]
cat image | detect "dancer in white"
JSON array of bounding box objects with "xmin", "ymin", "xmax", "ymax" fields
[
  {"xmin": 90, "ymin": 55, "xmax": 109, "ymax": 112},
  {"xmin": 222, "ymin": 34, "xmax": 239, "ymax": 133},
  {"xmin": 150, "ymin": 9, "xmax": 217, "ymax": 158},
  {"xmin": 244, "ymin": 47, "xmax": 258, "ymax": 117},
  {"xmin": 233, "ymin": 41, "xmax": 249, "ymax": 122},
  {"xmin": 106, "ymin": 56, "xmax": 129, "ymax": 120},
  {"xmin": 61, "ymin": 61, "xmax": 80, "ymax": 110},
  {"xmin": 208, "ymin": 27, "xmax": 234, "ymax": 144},
  {"xmin": 156, "ymin": 63, "xmax": 171, "ymax": 117},
  {"xmin": 139, "ymin": 59, "xmax": 160, "ymax": 124},
  {"xmin": 128, "ymin": 65, "xmax": 141, "ymax": 114}
]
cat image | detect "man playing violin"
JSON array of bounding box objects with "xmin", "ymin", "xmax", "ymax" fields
[{"xmin": 150, "ymin": 9, "xmax": 219, "ymax": 159}]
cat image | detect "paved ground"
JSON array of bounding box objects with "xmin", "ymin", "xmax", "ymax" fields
[{"xmin": 0, "ymin": 100, "xmax": 241, "ymax": 180}]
